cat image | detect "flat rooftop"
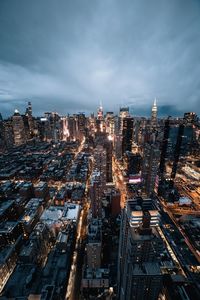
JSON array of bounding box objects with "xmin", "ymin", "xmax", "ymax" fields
[
  {"xmin": 40, "ymin": 204, "xmax": 80, "ymax": 226},
  {"xmin": 131, "ymin": 262, "xmax": 161, "ymax": 275}
]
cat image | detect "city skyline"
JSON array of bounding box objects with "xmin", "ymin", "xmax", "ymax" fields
[
  {"xmin": 0, "ymin": 2, "xmax": 200, "ymax": 299},
  {"xmin": 0, "ymin": 0, "xmax": 200, "ymax": 116},
  {"xmin": 0, "ymin": 90, "xmax": 199, "ymax": 299}
]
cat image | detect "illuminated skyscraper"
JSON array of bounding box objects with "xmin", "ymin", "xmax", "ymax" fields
[
  {"xmin": 77, "ymin": 113, "xmax": 86, "ymax": 140},
  {"xmin": 12, "ymin": 109, "xmax": 26, "ymax": 146},
  {"xmin": 151, "ymin": 98, "xmax": 157, "ymax": 125},
  {"xmin": 25, "ymin": 101, "xmax": 32, "ymax": 116},
  {"xmin": 90, "ymin": 145, "xmax": 106, "ymax": 218},
  {"xmin": 25, "ymin": 101, "xmax": 34, "ymax": 137},
  {"xmin": 118, "ymin": 197, "xmax": 163, "ymax": 300},
  {"xmin": 119, "ymin": 106, "xmax": 129, "ymax": 134},
  {"xmin": 97, "ymin": 102, "xmax": 104, "ymax": 132},
  {"xmin": 122, "ymin": 117, "xmax": 133, "ymax": 155},
  {"xmin": 104, "ymin": 138, "xmax": 113, "ymax": 182},
  {"xmin": 142, "ymin": 143, "xmax": 160, "ymax": 196},
  {"xmin": 97, "ymin": 102, "xmax": 103, "ymax": 120},
  {"xmin": 105, "ymin": 111, "xmax": 115, "ymax": 137}
]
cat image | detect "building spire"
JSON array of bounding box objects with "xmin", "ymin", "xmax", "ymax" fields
[
  {"xmin": 100, "ymin": 100, "xmax": 103, "ymax": 109},
  {"xmin": 151, "ymin": 98, "xmax": 158, "ymax": 125}
]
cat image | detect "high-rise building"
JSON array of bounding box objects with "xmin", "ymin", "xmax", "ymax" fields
[
  {"xmin": 97, "ymin": 102, "xmax": 103, "ymax": 120},
  {"xmin": 3, "ymin": 119, "xmax": 14, "ymax": 149},
  {"xmin": 151, "ymin": 98, "xmax": 157, "ymax": 126},
  {"xmin": 110, "ymin": 188, "xmax": 121, "ymax": 216},
  {"xmin": 122, "ymin": 117, "xmax": 133, "ymax": 155},
  {"xmin": 158, "ymin": 118, "xmax": 170, "ymax": 184},
  {"xmin": 86, "ymin": 219, "xmax": 102, "ymax": 268},
  {"xmin": 142, "ymin": 143, "xmax": 160, "ymax": 196},
  {"xmin": 183, "ymin": 112, "xmax": 198, "ymax": 124},
  {"xmin": 119, "ymin": 106, "xmax": 130, "ymax": 134},
  {"xmin": 97, "ymin": 103, "xmax": 105, "ymax": 133},
  {"xmin": 36, "ymin": 117, "xmax": 51, "ymax": 141},
  {"xmin": 170, "ymin": 124, "xmax": 184, "ymax": 183},
  {"xmin": 12, "ymin": 109, "xmax": 26, "ymax": 146},
  {"xmin": 25, "ymin": 101, "xmax": 34, "ymax": 137},
  {"xmin": 22, "ymin": 114, "xmax": 31, "ymax": 140},
  {"xmin": 118, "ymin": 197, "xmax": 163, "ymax": 300},
  {"xmin": 25, "ymin": 101, "xmax": 32, "ymax": 116},
  {"xmin": 124, "ymin": 151, "xmax": 142, "ymax": 176},
  {"xmin": 68, "ymin": 115, "xmax": 79, "ymax": 140},
  {"xmin": 90, "ymin": 145, "xmax": 107, "ymax": 218},
  {"xmin": 114, "ymin": 134, "xmax": 123, "ymax": 159},
  {"xmin": 90, "ymin": 171, "xmax": 103, "ymax": 219},
  {"xmin": 105, "ymin": 111, "xmax": 115, "ymax": 137},
  {"xmin": 61, "ymin": 116, "xmax": 69, "ymax": 141},
  {"xmin": 104, "ymin": 138, "xmax": 113, "ymax": 183},
  {"xmin": 77, "ymin": 113, "xmax": 86, "ymax": 140}
]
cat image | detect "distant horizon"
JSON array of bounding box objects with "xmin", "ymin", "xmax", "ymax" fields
[
  {"xmin": 1, "ymin": 0, "xmax": 200, "ymax": 117},
  {"xmin": 0, "ymin": 101, "xmax": 196, "ymax": 119}
]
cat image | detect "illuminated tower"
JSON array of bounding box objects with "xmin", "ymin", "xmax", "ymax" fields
[
  {"xmin": 97, "ymin": 101, "xmax": 103, "ymax": 120},
  {"xmin": 25, "ymin": 101, "xmax": 34, "ymax": 137},
  {"xmin": 26, "ymin": 101, "xmax": 32, "ymax": 116},
  {"xmin": 97, "ymin": 101, "xmax": 104, "ymax": 132},
  {"xmin": 151, "ymin": 98, "xmax": 157, "ymax": 125},
  {"xmin": 12, "ymin": 109, "xmax": 26, "ymax": 146},
  {"xmin": 142, "ymin": 143, "xmax": 160, "ymax": 196},
  {"xmin": 119, "ymin": 106, "xmax": 129, "ymax": 134},
  {"xmin": 122, "ymin": 117, "xmax": 133, "ymax": 155},
  {"xmin": 118, "ymin": 198, "xmax": 163, "ymax": 300}
]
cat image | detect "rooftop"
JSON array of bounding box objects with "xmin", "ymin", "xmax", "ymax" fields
[{"xmin": 131, "ymin": 262, "xmax": 161, "ymax": 275}]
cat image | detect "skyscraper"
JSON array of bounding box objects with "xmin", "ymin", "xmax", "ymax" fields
[
  {"xmin": 118, "ymin": 197, "xmax": 163, "ymax": 300},
  {"xmin": 25, "ymin": 101, "xmax": 32, "ymax": 116},
  {"xmin": 122, "ymin": 117, "xmax": 133, "ymax": 155},
  {"xmin": 12, "ymin": 109, "xmax": 26, "ymax": 146},
  {"xmin": 25, "ymin": 101, "xmax": 34, "ymax": 137},
  {"xmin": 97, "ymin": 103, "xmax": 105, "ymax": 133},
  {"xmin": 77, "ymin": 112, "xmax": 86, "ymax": 140},
  {"xmin": 105, "ymin": 111, "xmax": 115, "ymax": 137},
  {"xmin": 142, "ymin": 143, "xmax": 160, "ymax": 196},
  {"xmin": 97, "ymin": 102, "xmax": 103, "ymax": 120},
  {"xmin": 104, "ymin": 138, "xmax": 113, "ymax": 183},
  {"xmin": 170, "ymin": 123, "xmax": 184, "ymax": 183},
  {"xmin": 151, "ymin": 98, "xmax": 157, "ymax": 126},
  {"xmin": 124, "ymin": 151, "xmax": 142, "ymax": 176},
  {"xmin": 119, "ymin": 106, "xmax": 130, "ymax": 134},
  {"xmin": 86, "ymin": 219, "xmax": 102, "ymax": 268},
  {"xmin": 90, "ymin": 145, "xmax": 106, "ymax": 218}
]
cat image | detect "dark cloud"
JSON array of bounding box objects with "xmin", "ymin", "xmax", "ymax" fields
[{"xmin": 0, "ymin": 0, "xmax": 200, "ymax": 117}]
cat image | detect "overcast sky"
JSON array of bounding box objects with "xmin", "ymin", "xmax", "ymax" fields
[{"xmin": 0, "ymin": 0, "xmax": 200, "ymax": 117}]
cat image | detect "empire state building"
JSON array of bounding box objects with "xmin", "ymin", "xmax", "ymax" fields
[{"xmin": 151, "ymin": 98, "xmax": 157, "ymax": 125}]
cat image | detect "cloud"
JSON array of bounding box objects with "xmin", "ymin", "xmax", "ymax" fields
[{"xmin": 0, "ymin": 0, "xmax": 200, "ymax": 117}]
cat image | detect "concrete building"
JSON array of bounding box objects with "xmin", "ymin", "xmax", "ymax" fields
[
  {"xmin": 142, "ymin": 143, "xmax": 160, "ymax": 196},
  {"xmin": 12, "ymin": 109, "xmax": 26, "ymax": 146},
  {"xmin": 119, "ymin": 106, "xmax": 130, "ymax": 134},
  {"xmin": 34, "ymin": 181, "xmax": 50, "ymax": 201},
  {"xmin": 104, "ymin": 138, "xmax": 113, "ymax": 183},
  {"xmin": 86, "ymin": 219, "xmax": 102, "ymax": 269},
  {"xmin": 151, "ymin": 98, "xmax": 158, "ymax": 126},
  {"xmin": 118, "ymin": 197, "xmax": 163, "ymax": 300},
  {"xmin": 124, "ymin": 151, "xmax": 142, "ymax": 176},
  {"xmin": 122, "ymin": 117, "xmax": 134, "ymax": 156}
]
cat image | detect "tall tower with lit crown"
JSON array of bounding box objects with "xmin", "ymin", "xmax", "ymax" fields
[
  {"xmin": 97, "ymin": 101, "xmax": 103, "ymax": 120},
  {"xmin": 151, "ymin": 98, "xmax": 157, "ymax": 125},
  {"xmin": 12, "ymin": 109, "xmax": 26, "ymax": 145}
]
